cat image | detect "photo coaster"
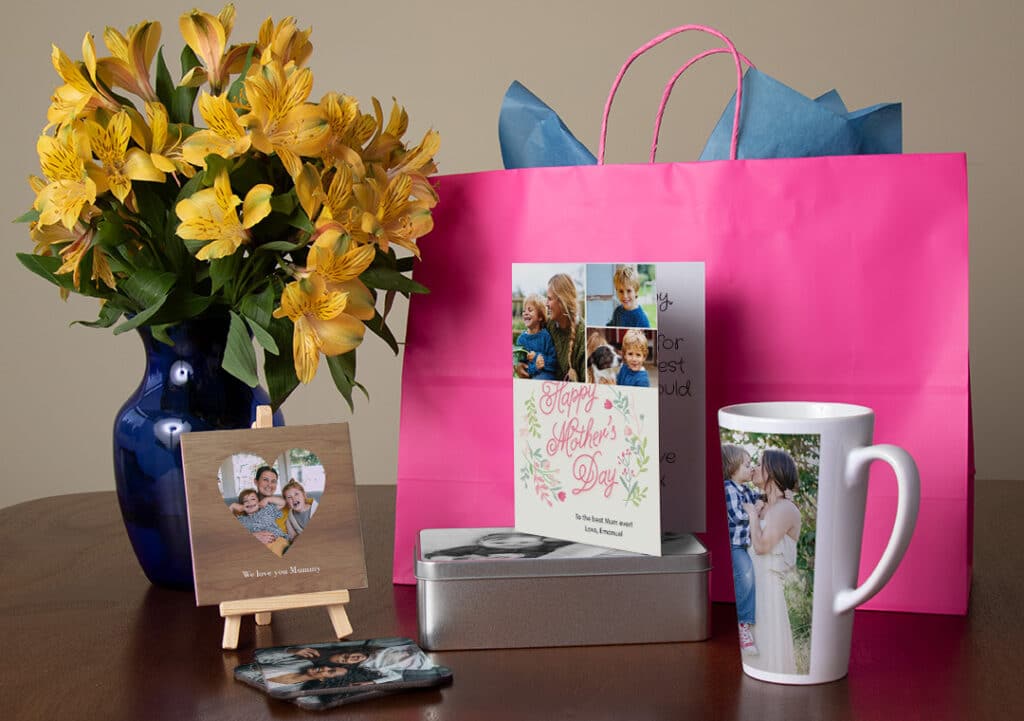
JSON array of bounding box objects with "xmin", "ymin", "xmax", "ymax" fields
[
  {"xmin": 181, "ymin": 423, "xmax": 368, "ymax": 606},
  {"xmin": 251, "ymin": 638, "xmax": 452, "ymax": 701},
  {"xmin": 235, "ymin": 662, "xmax": 391, "ymax": 709}
]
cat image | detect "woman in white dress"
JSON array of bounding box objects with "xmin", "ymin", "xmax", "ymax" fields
[{"xmin": 742, "ymin": 449, "xmax": 802, "ymax": 674}]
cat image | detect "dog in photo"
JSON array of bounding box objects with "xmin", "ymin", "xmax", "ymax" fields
[{"xmin": 587, "ymin": 331, "xmax": 620, "ymax": 384}]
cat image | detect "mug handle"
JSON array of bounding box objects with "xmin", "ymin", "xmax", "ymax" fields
[{"xmin": 833, "ymin": 444, "xmax": 920, "ymax": 614}]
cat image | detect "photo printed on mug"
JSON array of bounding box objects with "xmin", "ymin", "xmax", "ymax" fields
[{"xmin": 720, "ymin": 430, "xmax": 820, "ymax": 675}]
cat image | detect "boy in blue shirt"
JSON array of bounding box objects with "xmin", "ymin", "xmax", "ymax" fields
[
  {"xmin": 516, "ymin": 295, "xmax": 558, "ymax": 380},
  {"xmin": 608, "ymin": 265, "xmax": 651, "ymax": 328},
  {"xmin": 616, "ymin": 329, "xmax": 650, "ymax": 387},
  {"xmin": 722, "ymin": 444, "xmax": 762, "ymax": 656}
]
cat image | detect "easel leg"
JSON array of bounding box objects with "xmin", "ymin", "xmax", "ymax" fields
[
  {"xmin": 255, "ymin": 612, "xmax": 272, "ymax": 625},
  {"xmin": 326, "ymin": 604, "xmax": 353, "ymax": 639},
  {"xmin": 222, "ymin": 615, "xmax": 242, "ymax": 650}
]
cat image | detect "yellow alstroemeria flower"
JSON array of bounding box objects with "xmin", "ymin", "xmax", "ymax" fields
[
  {"xmin": 352, "ymin": 170, "xmax": 434, "ymax": 258},
  {"xmin": 86, "ymin": 110, "xmax": 165, "ymax": 203},
  {"xmin": 272, "ymin": 273, "xmax": 365, "ymax": 383},
  {"xmin": 255, "ymin": 15, "xmax": 313, "ymax": 68},
  {"xmin": 144, "ymin": 102, "xmax": 196, "ymax": 178},
  {"xmin": 319, "ymin": 92, "xmax": 376, "ymax": 176},
  {"xmin": 56, "ymin": 227, "xmax": 116, "ymax": 292},
  {"xmin": 242, "ymin": 60, "xmax": 328, "ymax": 177},
  {"xmin": 294, "ymin": 162, "xmax": 355, "ymax": 225},
  {"xmin": 46, "ymin": 36, "xmax": 121, "ymax": 129},
  {"xmin": 181, "ymin": 92, "xmax": 252, "ymax": 167},
  {"xmin": 178, "ymin": 4, "xmax": 254, "ymax": 94},
  {"xmin": 96, "ymin": 21, "xmax": 161, "ymax": 102},
  {"xmin": 33, "ymin": 133, "xmax": 98, "ymax": 230},
  {"xmin": 307, "ymin": 222, "xmax": 376, "ymax": 321},
  {"xmin": 174, "ymin": 169, "xmax": 272, "ymax": 260}
]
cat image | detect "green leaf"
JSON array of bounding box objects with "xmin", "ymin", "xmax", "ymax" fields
[
  {"xmin": 364, "ymin": 310, "xmax": 400, "ymax": 354},
  {"xmin": 286, "ymin": 208, "xmax": 315, "ymax": 234},
  {"xmin": 93, "ymin": 212, "xmax": 128, "ymax": 249},
  {"xmin": 222, "ymin": 311, "xmax": 259, "ymax": 387},
  {"xmin": 257, "ymin": 239, "xmax": 307, "ymax": 253},
  {"xmin": 265, "ymin": 316, "xmax": 300, "ymax": 410},
  {"xmin": 269, "ymin": 192, "xmax": 297, "ymax": 216},
  {"xmin": 149, "ymin": 323, "xmax": 175, "ymax": 346},
  {"xmin": 209, "ymin": 255, "xmax": 235, "ymax": 294},
  {"xmin": 382, "ymin": 289, "xmax": 397, "ymax": 321},
  {"xmin": 175, "ymin": 168, "xmax": 206, "ymax": 205},
  {"xmin": 13, "ymin": 209, "xmax": 40, "ymax": 224},
  {"xmin": 154, "ymin": 47, "xmax": 176, "ymax": 118},
  {"xmin": 238, "ymin": 284, "xmax": 275, "ymax": 328},
  {"xmin": 202, "ymin": 154, "xmax": 233, "ymax": 183},
  {"xmin": 326, "ymin": 353, "xmax": 356, "ymax": 411},
  {"xmin": 155, "ymin": 46, "xmax": 201, "ymax": 125},
  {"xmin": 71, "ymin": 302, "xmax": 123, "ymax": 329},
  {"xmin": 226, "ymin": 45, "xmax": 255, "ymax": 104},
  {"xmin": 112, "ymin": 300, "xmax": 170, "ymax": 335},
  {"xmin": 148, "ymin": 289, "xmax": 214, "ymax": 325},
  {"xmin": 245, "ymin": 316, "xmax": 279, "ymax": 355},
  {"xmin": 182, "ymin": 238, "xmax": 208, "ymax": 255},
  {"xmin": 17, "ymin": 253, "xmax": 75, "ymax": 290},
  {"xmin": 395, "ymin": 256, "xmax": 415, "ymax": 272},
  {"xmin": 121, "ymin": 269, "xmax": 176, "ymax": 309},
  {"xmin": 359, "ymin": 266, "xmax": 429, "ymax": 295}
]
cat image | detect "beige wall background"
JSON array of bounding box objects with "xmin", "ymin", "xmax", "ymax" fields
[{"xmin": 1, "ymin": 1, "xmax": 1017, "ymax": 509}]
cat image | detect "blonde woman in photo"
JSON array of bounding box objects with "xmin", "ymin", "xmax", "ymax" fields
[{"xmin": 545, "ymin": 273, "xmax": 586, "ymax": 382}]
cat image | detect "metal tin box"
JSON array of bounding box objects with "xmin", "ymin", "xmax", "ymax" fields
[{"xmin": 415, "ymin": 528, "xmax": 711, "ymax": 650}]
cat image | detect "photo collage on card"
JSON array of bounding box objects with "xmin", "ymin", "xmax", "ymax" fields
[
  {"xmin": 719, "ymin": 430, "xmax": 821, "ymax": 676},
  {"xmin": 512, "ymin": 263, "xmax": 663, "ymax": 556},
  {"xmin": 511, "ymin": 263, "xmax": 657, "ymax": 388}
]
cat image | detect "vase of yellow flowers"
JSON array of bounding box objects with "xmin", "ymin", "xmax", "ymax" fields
[{"xmin": 16, "ymin": 5, "xmax": 439, "ymax": 588}]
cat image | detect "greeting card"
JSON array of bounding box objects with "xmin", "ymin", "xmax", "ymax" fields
[{"xmin": 512, "ymin": 263, "xmax": 705, "ymax": 554}]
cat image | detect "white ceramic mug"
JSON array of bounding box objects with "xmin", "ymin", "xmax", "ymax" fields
[{"xmin": 718, "ymin": 402, "xmax": 919, "ymax": 685}]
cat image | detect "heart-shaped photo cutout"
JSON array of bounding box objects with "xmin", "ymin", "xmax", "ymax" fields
[{"xmin": 216, "ymin": 448, "xmax": 325, "ymax": 557}]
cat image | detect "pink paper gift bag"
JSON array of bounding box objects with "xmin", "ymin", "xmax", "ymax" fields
[{"xmin": 393, "ymin": 27, "xmax": 970, "ymax": 615}]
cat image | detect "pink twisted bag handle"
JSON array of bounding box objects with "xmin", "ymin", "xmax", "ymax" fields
[
  {"xmin": 598, "ymin": 24, "xmax": 752, "ymax": 163},
  {"xmin": 650, "ymin": 47, "xmax": 754, "ymax": 162}
]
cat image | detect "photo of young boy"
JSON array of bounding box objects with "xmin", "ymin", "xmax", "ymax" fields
[{"xmin": 584, "ymin": 263, "xmax": 656, "ymax": 330}]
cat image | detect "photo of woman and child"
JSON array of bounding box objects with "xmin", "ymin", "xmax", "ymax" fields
[
  {"xmin": 259, "ymin": 638, "xmax": 448, "ymax": 696},
  {"xmin": 512, "ymin": 263, "xmax": 657, "ymax": 388},
  {"xmin": 219, "ymin": 452, "xmax": 323, "ymax": 557},
  {"xmin": 513, "ymin": 265, "xmax": 587, "ymax": 383},
  {"xmin": 721, "ymin": 436, "xmax": 820, "ymax": 675}
]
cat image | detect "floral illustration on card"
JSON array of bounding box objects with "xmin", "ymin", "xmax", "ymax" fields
[
  {"xmin": 518, "ymin": 392, "xmax": 565, "ymax": 506},
  {"xmin": 609, "ymin": 389, "xmax": 650, "ymax": 507}
]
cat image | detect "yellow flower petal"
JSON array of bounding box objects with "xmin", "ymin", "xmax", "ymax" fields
[
  {"xmin": 291, "ymin": 315, "xmax": 320, "ymax": 383},
  {"xmin": 334, "ymin": 279, "xmax": 375, "ymax": 321},
  {"xmin": 310, "ymin": 312, "xmax": 365, "ymax": 356},
  {"xmin": 242, "ymin": 183, "xmax": 273, "ymax": 228},
  {"xmin": 123, "ymin": 148, "xmax": 165, "ymax": 183}
]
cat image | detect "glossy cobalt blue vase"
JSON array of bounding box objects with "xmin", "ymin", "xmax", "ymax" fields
[{"xmin": 113, "ymin": 315, "xmax": 283, "ymax": 589}]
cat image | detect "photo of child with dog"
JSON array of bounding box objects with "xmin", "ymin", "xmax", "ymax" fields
[{"xmin": 585, "ymin": 327, "xmax": 658, "ymax": 388}]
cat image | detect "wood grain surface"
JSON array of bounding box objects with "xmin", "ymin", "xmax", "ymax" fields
[{"xmin": 0, "ymin": 484, "xmax": 1018, "ymax": 721}]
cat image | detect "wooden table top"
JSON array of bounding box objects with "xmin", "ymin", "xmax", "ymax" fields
[{"xmin": 0, "ymin": 484, "xmax": 1016, "ymax": 720}]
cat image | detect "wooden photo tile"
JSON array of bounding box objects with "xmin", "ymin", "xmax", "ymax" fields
[{"xmin": 181, "ymin": 423, "xmax": 367, "ymax": 606}]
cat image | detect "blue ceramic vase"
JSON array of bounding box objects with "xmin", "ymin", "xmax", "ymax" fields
[{"xmin": 113, "ymin": 315, "xmax": 283, "ymax": 589}]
